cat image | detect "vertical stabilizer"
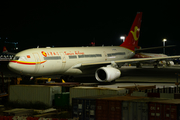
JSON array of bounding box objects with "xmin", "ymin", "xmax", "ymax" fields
[
  {"xmin": 120, "ymin": 12, "xmax": 142, "ymax": 51},
  {"xmin": 3, "ymin": 46, "xmax": 8, "ymax": 53}
]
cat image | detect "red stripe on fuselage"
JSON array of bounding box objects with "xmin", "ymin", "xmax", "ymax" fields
[{"xmin": 10, "ymin": 60, "xmax": 46, "ymax": 65}]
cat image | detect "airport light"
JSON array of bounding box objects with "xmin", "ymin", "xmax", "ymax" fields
[
  {"xmin": 120, "ymin": 36, "xmax": 125, "ymax": 42},
  {"xmin": 163, "ymin": 38, "xmax": 167, "ymax": 54}
]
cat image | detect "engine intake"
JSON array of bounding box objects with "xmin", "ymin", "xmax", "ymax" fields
[{"xmin": 95, "ymin": 67, "xmax": 121, "ymax": 82}]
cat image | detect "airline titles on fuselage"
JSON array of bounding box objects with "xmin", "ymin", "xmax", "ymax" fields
[
  {"xmin": 64, "ymin": 51, "xmax": 84, "ymax": 55},
  {"xmin": 41, "ymin": 51, "xmax": 84, "ymax": 57}
]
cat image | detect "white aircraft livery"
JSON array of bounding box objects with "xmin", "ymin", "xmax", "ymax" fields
[{"xmin": 8, "ymin": 12, "xmax": 180, "ymax": 82}]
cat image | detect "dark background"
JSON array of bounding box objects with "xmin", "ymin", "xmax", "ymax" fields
[{"xmin": 0, "ymin": 1, "xmax": 179, "ymax": 55}]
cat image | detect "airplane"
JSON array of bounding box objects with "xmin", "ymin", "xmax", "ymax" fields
[
  {"xmin": 3, "ymin": 46, "xmax": 16, "ymax": 55},
  {"xmin": 7, "ymin": 12, "xmax": 180, "ymax": 82},
  {"xmin": 132, "ymin": 52, "xmax": 175, "ymax": 68},
  {"xmin": 126, "ymin": 45, "xmax": 177, "ymax": 68},
  {"xmin": 0, "ymin": 46, "xmax": 15, "ymax": 60}
]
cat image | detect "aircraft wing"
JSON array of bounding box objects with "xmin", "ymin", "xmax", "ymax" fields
[
  {"xmin": 114, "ymin": 56, "xmax": 180, "ymax": 64},
  {"xmin": 74, "ymin": 55, "xmax": 180, "ymax": 68},
  {"xmin": 135, "ymin": 45, "xmax": 176, "ymax": 53}
]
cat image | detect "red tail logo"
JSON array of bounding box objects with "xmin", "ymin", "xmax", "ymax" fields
[
  {"xmin": 3, "ymin": 46, "xmax": 8, "ymax": 52},
  {"xmin": 130, "ymin": 26, "xmax": 140, "ymax": 41},
  {"xmin": 120, "ymin": 12, "xmax": 142, "ymax": 51}
]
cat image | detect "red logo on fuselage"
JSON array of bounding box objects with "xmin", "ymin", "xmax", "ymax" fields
[{"xmin": 41, "ymin": 51, "xmax": 47, "ymax": 57}]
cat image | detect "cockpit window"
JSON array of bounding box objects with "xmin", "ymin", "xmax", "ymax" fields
[
  {"xmin": 19, "ymin": 56, "xmax": 27, "ymax": 61},
  {"xmin": 13, "ymin": 56, "xmax": 27, "ymax": 61},
  {"xmin": 13, "ymin": 56, "xmax": 20, "ymax": 60}
]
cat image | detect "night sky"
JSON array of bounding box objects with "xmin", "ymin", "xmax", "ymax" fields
[{"xmin": 0, "ymin": 1, "xmax": 179, "ymax": 55}]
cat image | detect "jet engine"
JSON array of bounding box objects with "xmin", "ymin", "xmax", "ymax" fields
[
  {"xmin": 159, "ymin": 60, "xmax": 174, "ymax": 66},
  {"xmin": 95, "ymin": 67, "xmax": 121, "ymax": 82},
  {"xmin": 159, "ymin": 60, "xmax": 166, "ymax": 65},
  {"xmin": 166, "ymin": 61, "xmax": 174, "ymax": 66}
]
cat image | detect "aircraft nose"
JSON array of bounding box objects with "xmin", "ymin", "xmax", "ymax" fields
[
  {"xmin": 8, "ymin": 61, "xmax": 36, "ymax": 76},
  {"xmin": 8, "ymin": 62, "xmax": 15, "ymax": 71},
  {"xmin": 8, "ymin": 62, "xmax": 21, "ymax": 73}
]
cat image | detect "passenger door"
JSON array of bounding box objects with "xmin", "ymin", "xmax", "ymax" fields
[
  {"xmin": 103, "ymin": 51, "xmax": 107, "ymax": 61},
  {"xmin": 60, "ymin": 52, "xmax": 66, "ymax": 71},
  {"xmin": 33, "ymin": 53, "xmax": 41, "ymax": 73}
]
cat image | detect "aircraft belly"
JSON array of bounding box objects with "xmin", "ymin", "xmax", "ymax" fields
[
  {"xmin": 64, "ymin": 68, "xmax": 82, "ymax": 75},
  {"xmin": 16, "ymin": 65, "xmax": 36, "ymax": 76}
]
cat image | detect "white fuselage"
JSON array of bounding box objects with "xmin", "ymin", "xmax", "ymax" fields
[{"xmin": 8, "ymin": 46, "xmax": 135, "ymax": 76}]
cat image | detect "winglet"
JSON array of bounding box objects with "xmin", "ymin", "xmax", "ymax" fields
[{"xmin": 120, "ymin": 12, "xmax": 142, "ymax": 51}]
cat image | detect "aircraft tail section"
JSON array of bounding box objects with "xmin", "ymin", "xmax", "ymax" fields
[
  {"xmin": 2, "ymin": 46, "xmax": 16, "ymax": 55},
  {"xmin": 3, "ymin": 46, "xmax": 8, "ymax": 53},
  {"xmin": 120, "ymin": 12, "xmax": 142, "ymax": 51}
]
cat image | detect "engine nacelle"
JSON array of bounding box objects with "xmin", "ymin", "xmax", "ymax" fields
[
  {"xmin": 167, "ymin": 61, "xmax": 174, "ymax": 66},
  {"xmin": 159, "ymin": 60, "xmax": 166, "ymax": 65},
  {"xmin": 95, "ymin": 67, "xmax": 121, "ymax": 82}
]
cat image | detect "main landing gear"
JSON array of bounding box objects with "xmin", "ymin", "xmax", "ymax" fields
[{"xmin": 60, "ymin": 75, "xmax": 74, "ymax": 82}]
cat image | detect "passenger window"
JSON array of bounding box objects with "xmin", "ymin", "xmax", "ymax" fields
[{"xmin": 69, "ymin": 55, "xmax": 77, "ymax": 59}]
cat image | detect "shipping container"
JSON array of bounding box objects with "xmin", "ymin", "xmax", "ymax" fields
[
  {"xmin": 54, "ymin": 92, "xmax": 69, "ymax": 108},
  {"xmin": 9, "ymin": 85, "xmax": 62, "ymax": 107},
  {"xmin": 147, "ymin": 93, "xmax": 160, "ymax": 98},
  {"xmin": 122, "ymin": 98, "xmax": 167, "ymax": 120},
  {"xmin": 72, "ymin": 95, "xmax": 120, "ymax": 120},
  {"xmin": 96, "ymin": 96, "xmax": 147, "ymax": 120},
  {"xmin": 70, "ymin": 87, "xmax": 127, "ymax": 105},
  {"xmin": 158, "ymin": 88, "xmax": 163, "ymax": 93},
  {"xmin": 72, "ymin": 97, "xmax": 84, "ymax": 120},
  {"xmin": 174, "ymin": 93, "xmax": 180, "ymax": 99},
  {"xmin": 131, "ymin": 91, "xmax": 147, "ymax": 97},
  {"xmin": 145, "ymin": 87, "xmax": 180, "ymax": 94},
  {"xmin": 149, "ymin": 99, "xmax": 180, "ymax": 120},
  {"xmin": 160, "ymin": 93, "xmax": 174, "ymax": 99},
  {"xmin": 152, "ymin": 88, "xmax": 157, "ymax": 93}
]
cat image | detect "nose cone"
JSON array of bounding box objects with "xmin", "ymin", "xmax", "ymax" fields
[
  {"xmin": 8, "ymin": 62, "xmax": 21, "ymax": 74},
  {"xmin": 8, "ymin": 61, "xmax": 36, "ymax": 76}
]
